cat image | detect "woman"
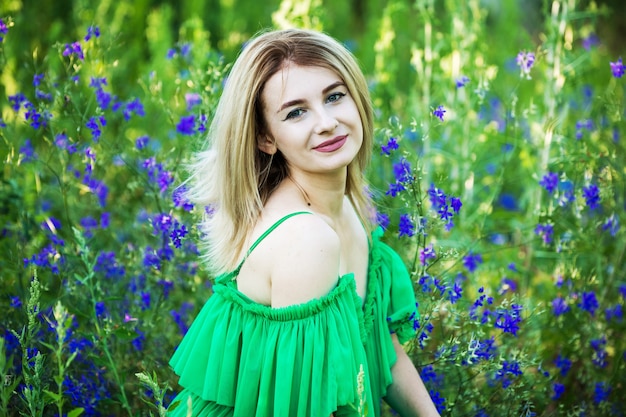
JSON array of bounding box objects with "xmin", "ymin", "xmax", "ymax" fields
[{"xmin": 168, "ymin": 28, "xmax": 440, "ymax": 417}]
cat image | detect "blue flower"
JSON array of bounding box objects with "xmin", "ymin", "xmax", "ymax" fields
[
  {"xmin": 429, "ymin": 390, "xmax": 446, "ymax": 413},
  {"xmin": 493, "ymin": 304, "xmax": 523, "ymax": 335},
  {"xmin": 123, "ymin": 98, "xmax": 145, "ymax": 120},
  {"xmin": 594, "ymin": 381, "xmax": 611, "ymax": 404},
  {"xmin": 447, "ymin": 281, "xmax": 463, "ymax": 304},
  {"xmin": 135, "ymin": 135, "xmax": 149, "ymax": 150},
  {"xmin": 433, "ymin": 105, "xmax": 446, "ymax": 122},
  {"xmin": 380, "ymin": 136, "xmax": 399, "ymax": 155},
  {"xmin": 19, "ymin": 139, "xmax": 37, "ymax": 163},
  {"xmin": 582, "ymin": 184, "xmax": 600, "ymax": 210},
  {"xmin": 602, "ymin": 214, "xmax": 619, "ymax": 236},
  {"xmin": 185, "ymin": 93, "xmax": 202, "ymax": 111},
  {"xmin": 463, "ymin": 251, "xmax": 483, "ymax": 273},
  {"xmin": 376, "ymin": 212, "xmax": 390, "ymax": 229},
  {"xmin": 62, "ymin": 41, "xmax": 84, "ymax": 60},
  {"xmin": 551, "ymin": 382, "xmax": 565, "ymax": 400},
  {"xmin": 398, "ymin": 214, "xmax": 415, "ymax": 237},
  {"xmin": 392, "ymin": 158, "xmax": 413, "ymax": 183},
  {"xmin": 539, "ymin": 172, "xmax": 559, "ymax": 194},
  {"xmin": 516, "ymin": 51, "xmax": 535, "ymax": 79},
  {"xmin": 10, "ymin": 295, "xmax": 22, "ymax": 309},
  {"xmin": 578, "ymin": 291, "xmax": 599, "ymax": 316},
  {"xmin": 455, "ymin": 75, "xmax": 470, "ymax": 88},
  {"xmin": 554, "ymin": 354, "xmax": 571, "ymax": 376},
  {"xmin": 610, "ymin": 58, "xmax": 624, "ymax": 78},
  {"xmin": 0, "ymin": 18, "xmax": 8, "ymax": 41},
  {"xmin": 84, "ymin": 25, "xmax": 100, "ymax": 41},
  {"xmin": 534, "ymin": 223, "xmax": 554, "ymax": 244},
  {"xmin": 419, "ymin": 244, "xmax": 436, "ymax": 266},
  {"xmin": 176, "ymin": 115, "xmax": 196, "ymax": 135},
  {"xmin": 551, "ymin": 297, "xmax": 569, "ymax": 316}
]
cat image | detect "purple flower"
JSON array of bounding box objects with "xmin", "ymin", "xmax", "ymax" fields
[
  {"xmin": 447, "ymin": 281, "xmax": 463, "ymax": 304},
  {"xmin": 582, "ymin": 33, "xmax": 599, "ymax": 50},
  {"xmin": 455, "ymin": 75, "xmax": 470, "ymax": 88},
  {"xmin": 429, "ymin": 390, "xmax": 446, "ymax": 413},
  {"xmin": 493, "ymin": 304, "xmax": 523, "ymax": 335},
  {"xmin": 582, "ymin": 184, "xmax": 600, "ymax": 210},
  {"xmin": 10, "ymin": 295, "xmax": 22, "ymax": 309},
  {"xmin": 380, "ymin": 137, "xmax": 399, "ymax": 155},
  {"xmin": 386, "ymin": 182, "xmax": 406, "ymax": 197},
  {"xmin": 180, "ymin": 43, "xmax": 191, "ymax": 58},
  {"xmin": 610, "ymin": 58, "xmax": 624, "ymax": 78},
  {"xmin": 419, "ymin": 244, "xmax": 436, "ymax": 266},
  {"xmin": 185, "ymin": 93, "xmax": 202, "ymax": 111},
  {"xmin": 602, "ymin": 214, "xmax": 619, "ymax": 236},
  {"xmin": 85, "ymin": 25, "xmax": 100, "ymax": 41},
  {"xmin": 94, "ymin": 88, "xmax": 112, "ymax": 110},
  {"xmin": 9, "ymin": 93, "xmax": 27, "ymax": 111},
  {"xmin": 0, "ymin": 18, "xmax": 8, "ymax": 41},
  {"xmin": 516, "ymin": 51, "xmax": 535, "ymax": 79},
  {"xmin": 86, "ymin": 116, "xmax": 106, "ymax": 141},
  {"xmin": 450, "ymin": 197, "xmax": 462, "ymax": 213},
  {"xmin": 376, "ymin": 212, "xmax": 390, "ymax": 229},
  {"xmin": 534, "ymin": 223, "xmax": 554, "ymax": 244},
  {"xmin": 172, "ymin": 187, "xmax": 194, "ymax": 211},
  {"xmin": 135, "ymin": 135, "xmax": 149, "ymax": 150},
  {"xmin": 578, "ymin": 291, "xmax": 599, "ymax": 316},
  {"xmin": 463, "ymin": 251, "xmax": 483, "ymax": 273},
  {"xmin": 19, "ymin": 139, "xmax": 37, "ymax": 163},
  {"xmin": 33, "ymin": 73, "xmax": 44, "ymax": 87},
  {"xmin": 123, "ymin": 98, "xmax": 145, "ymax": 120},
  {"xmin": 433, "ymin": 105, "xmax": 446, "ymax": 122},
  {"xmin": 392, "ymin": 158, "xmax": 413, "ymax": 183},
  {"xmin": 63, "ymin": 42, "xmax": 84, "ymax": 60},
  {"xmin": 169, "ymin": 222, "xmax": 188, "ymax": 248},
  {"xmin": 575, "ymin": 119, "xmax": 594, "ymax": 139},
  {"xmin": 398, "ymin": 214, "xmax": 415, "ymax": 238},
  {"xmin": 539, "ymin": 172, "xmax": 559, "ymax": 194},
  {"xmin": 552, "ymin": 297, "xmax": 569, "ymax": 316},
  {"xmin": 176, "ymin": 115, "xmax": 196, "ymax": 135}
]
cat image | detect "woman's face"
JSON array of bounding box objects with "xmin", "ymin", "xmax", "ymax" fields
[{"xmin": 259, "ymin": 63, "xmax": 363, "ymax": 178}]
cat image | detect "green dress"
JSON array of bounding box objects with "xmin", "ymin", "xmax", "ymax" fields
[{"xmin": 167, "ymin": 212, "xmax": 419, "ymax": 417}]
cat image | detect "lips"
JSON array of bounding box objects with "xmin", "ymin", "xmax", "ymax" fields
[{"xmin": 313, "ymin": 135, "xmax": 348, "ymax": 153}]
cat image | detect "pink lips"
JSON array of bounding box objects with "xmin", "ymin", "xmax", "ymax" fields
[{"xmin": 313, "ymin": 135, "xmax": 348, "ymax": 153}]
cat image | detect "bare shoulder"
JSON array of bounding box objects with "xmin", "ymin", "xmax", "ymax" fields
[{"xmin": 261, "ymin": 213, "xmax": 341, "ymax": 308}]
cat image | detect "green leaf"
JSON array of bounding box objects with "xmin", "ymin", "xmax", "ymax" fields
[
  {"xmin": 43, "ymin": 389, "xmax": 62, "ymax": 402},
  {"xmin": 68, "ymin": 408, "xmax": 85, "ymax": 417}
]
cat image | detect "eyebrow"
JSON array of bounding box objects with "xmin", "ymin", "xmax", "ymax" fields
[{"xmin": 276, "ymin": 81, "xmax": 346, "ymax": 113}]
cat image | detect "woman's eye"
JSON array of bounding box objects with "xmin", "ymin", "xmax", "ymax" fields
[
  {"xmin": 285, "ymin": 108, "xmax": 305, "ymax": 120},
  {"xmin": 327, "ymin": 92, "xmax": 346, "ymax": 103}
]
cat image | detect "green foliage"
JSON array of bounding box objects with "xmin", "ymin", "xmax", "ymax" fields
[{"xmin": 0, "ymin": 0, "xmax": 624, "ymax": 415}]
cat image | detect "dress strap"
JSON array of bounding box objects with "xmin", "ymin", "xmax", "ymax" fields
[{"xmin": 231, "ymin": 211, "xmax": 313, "ymax": 278}]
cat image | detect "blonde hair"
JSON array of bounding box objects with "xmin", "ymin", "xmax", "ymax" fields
[{"xmin": 186, "ymin": 28, "xmax": 375, "ymax": 275}]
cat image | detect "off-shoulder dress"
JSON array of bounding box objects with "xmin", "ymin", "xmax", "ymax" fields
[{"xmin": 167, "ymin": 212, "xmax": 419, "ymax": 417}]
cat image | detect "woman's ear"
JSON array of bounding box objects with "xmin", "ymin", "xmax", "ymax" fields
[{"xmin": 257, "ymin": 134, "xmax": 277, "ymax": 155}]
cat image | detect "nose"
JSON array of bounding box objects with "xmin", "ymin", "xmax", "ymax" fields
[{"xmin": 314, "ymin": 109, "xmax": 338, "ymax": 135}]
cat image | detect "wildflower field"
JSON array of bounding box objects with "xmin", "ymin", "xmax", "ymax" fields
[{"xmin": 1, "ymin": 0, "xmax": 625, "ymax": 415}]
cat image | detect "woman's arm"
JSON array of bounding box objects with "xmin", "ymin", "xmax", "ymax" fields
[{"xmin": 384, "ymin": 333, "xmax": 441, "ymax": 417}]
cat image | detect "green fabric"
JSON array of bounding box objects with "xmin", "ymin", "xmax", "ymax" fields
[{"xmin": 168, "ymin": 224, "xmax": 419, "ymax": 417}]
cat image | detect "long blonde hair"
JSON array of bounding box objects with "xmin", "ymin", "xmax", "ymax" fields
[{"xmin": 186, "ymin": 28, "xmax": 375, "ymax": 275}]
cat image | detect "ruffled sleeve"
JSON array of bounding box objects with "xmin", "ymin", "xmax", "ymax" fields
[
  {"xmin": 168, "ymin": 276, "xmax": 371, "ymax": 417},
  {"xmin": 361, "ymin": 227, "xmax": 419, "ymax": 416}
]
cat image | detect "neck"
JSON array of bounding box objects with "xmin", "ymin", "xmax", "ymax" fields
[{"xmin": 289, "ymin": 169, "xmax": 348, "ymax": 218}]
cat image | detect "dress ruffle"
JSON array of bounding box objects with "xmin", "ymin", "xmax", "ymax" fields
[
  {"xmin": 168, "ymin": 276, "xmax": 371, "ymax": 417},
  {"xmin": 361, "ymin": 227, "xmax": 420, "ymax": 416},
  {"xmin": 168, "ymin": 227, "xmax": 419, "ymax": 417}
]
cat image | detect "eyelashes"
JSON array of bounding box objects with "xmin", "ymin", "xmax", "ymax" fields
[{"xmin": 283, "ymin": 91, "xmax": 347, "ymax": 121}]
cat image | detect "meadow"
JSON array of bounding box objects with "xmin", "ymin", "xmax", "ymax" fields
[{"xmin": 1, "ymin": 0, "xmax": 625, "ymax": 415}]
